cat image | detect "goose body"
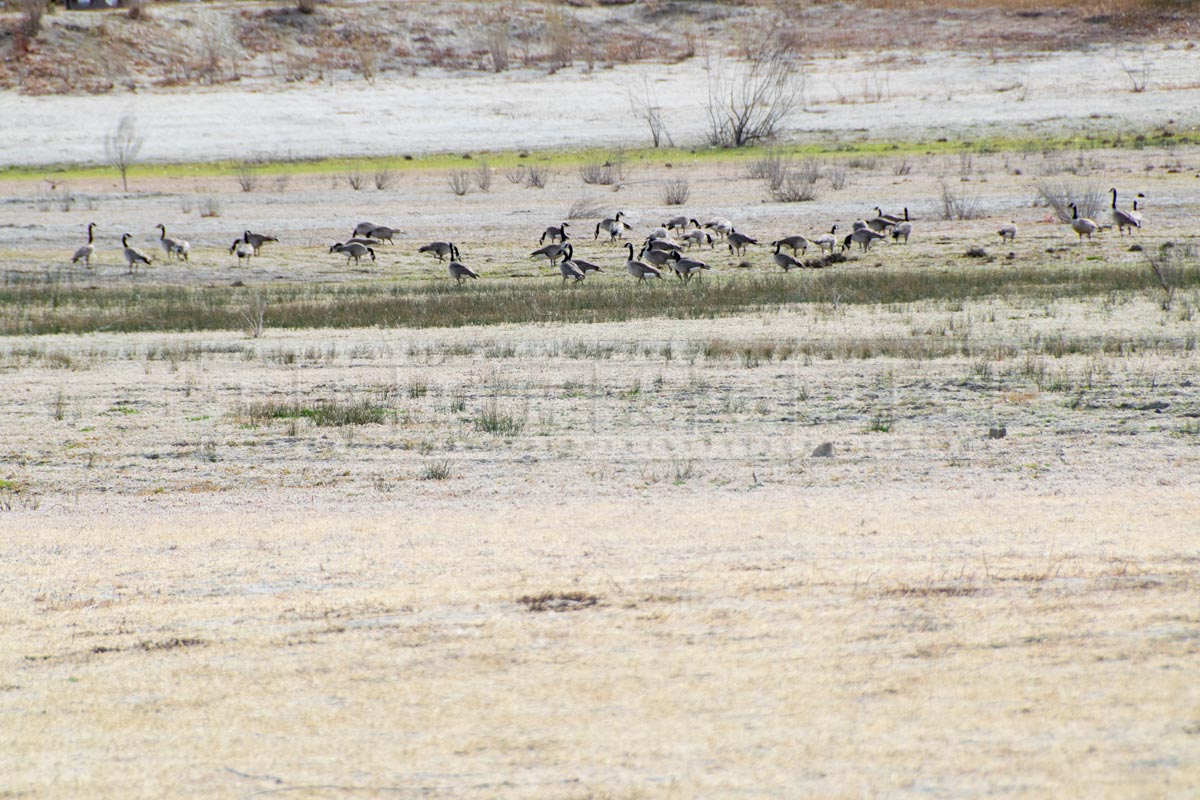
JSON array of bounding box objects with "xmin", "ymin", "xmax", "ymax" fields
[
  {"xmin": 682, "ymin": 228, "xmax": 714, "ymax": 249},
  {"xmin": 530, "ymin": 241, "xmax": 570, "ymax": 265},
  {"xmin": 625, "ymin": 242, "xmax": 663, "ymax": 281},
  {"xmin": 664, "ymin": 216, "xmax": 695, "ymax": 234},
  {"xmin": 1109, "ymin": 188, "xmax": 1141, "ymax": 236},
  {"xmin": 71, "ymin": 222, "xmax": 96, "ymax": 268},
  {"xmin": 998, "ymin": 222, "xmax": 1018, "ymax": 243},
  {"xmin": 771, "ymin": 234, "xmax": 809, "ymax": 256},
  {"xmin": 727, "ymin": 229, "xmax": 758, "ymax": 256},
  {"xmin": 364, "ymin": 225, "xmax": 398, "ymax": 244},
  {"xmin": 638, "ymin": 245, "xmax": 673, "ymax": 268},
  {"xmin": 558, "ymin": 245, "xmax": 586, "ymax": 284},
  {"xmin": 773, "ymin": 242, "xmax": 803, "ymax": 272},
  {"xmin": 121, "ymin": 233, "xmax": 152, "ymax": 274},
  {"xmin": 330, "ymin": 241, "xmax": 376, "ymax": 265},
  {"xmin": 418, "ymin": 241, "xmax": 454, "ymax": 261},
  {"xmin": 230, "ymin": 237, "xmax": 253, "ymax": 265},
  {"xmin": 243, "ymin": 230, "xmax": 278, "ymax": 255},
  {"xmin": 844, "ymin": 228, "xmax": 885, "ymax": 251},
  {"xmin": 156, "ymin": 223, "xmax": 189, "ymax": 262},
  {"xmin": 874, "ymin": 207, "xmax": 903, "ymax": 224},
  {"xmin": 646, "ymin": 237, "xmax": 682, "ymax": 254},
  {"xmin": 595, "ymin": 212, "xmax": 632, "ymax": 242},
  {"xmin": 1069, "ymin": 203, "xmax": 1099, "ymax": 240},
  {"xmin": 865, "ymin": 215, "xmax": 895, "ymax": 233},
  {"xmin": 890, "ymin": 209, "xmax": 913, "ymax": 244},
  {"xmin": 670, "ymin": 252, "xmax": 711, "ymax": 282},
  {"xmin": 812, "ymin": 225, "xmax": 838, "ymax": 255},
  {"xmin": 704, "ymin": 217, "xmax": 733, "ymax": 239},
  {"xmin": 352, "ymin": 221, "xmax": 376, "ymax": 237},
  {"xmin": 540, "ymin": 222, "xmax": 570, "ymax": 244},
  {"xmin": 448, "ymin": 246, "xmax": 479, "ymax": 285}
]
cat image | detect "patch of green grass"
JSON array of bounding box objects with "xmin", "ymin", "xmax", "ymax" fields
[
  {"xmin": 475, "ymin": 401, "xmax": 524, "ymax": 436},
  {"xmin": 238, "ymin": 397, "xmax": 393, "ymax": 427}
]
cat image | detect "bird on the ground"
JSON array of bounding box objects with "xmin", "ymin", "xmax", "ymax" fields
[
  {"xmin": 121, "ymin": 233, "xmax": 152, "ymax": 274},
  {"xmin": 812, "ymin": 225, "xmax": 838, "ymax": 255},
  {"xmin": 773, "ymin": 242, "xmax": 804, "ymax": 271},
  {"xmin": 71, "ymin": 222, "xmax": 97, "ymax": 268},
  {"xmin": 448, "ymin": 246, "xmax": 479, "ymax": 285},
  {"xmin": 1069, "ymin": 203, "xmax": 1099, "ymax": 240},
  {"xmin": 330, "ymin": 241, "xmax": 376, "ymax": 265},
  {"xmin": 771, "ymin": 234, "xmax": 810, "ymax": 257},
  {"xmin": 530, "ymin": 241, "xmax": 570, "ymax": 265},
  {"xmin": 843, "ymin": 228, "xmax": 885, "ymax": 251},
  {"xmin": 540, "ymin": 222, "xmax": 570, "ymax": 244},
  {"xmin": 727, "ymin": 229, "xmax": 758, "ymax": 256},
  {"xmin": 230, "ymin": 237, "xmax": 253, "ymax": 265},
  {"xmin": 155, "ymin": 223, "xmax": 189, "ymax": 262},
  {"xmin": 1109, "ymin": 188, "xmax": 1141, "ymax": 236},
  {"xmin": 418, "ymin": 241, "xmax": 455, "ymax": 261},
  {"xmin": 624, "ymin": 242, "xmax": 663, "ymax": 281},
  {"xmin": 998, "ymin": 222, "xmax": 1018, "ymax": 243},
  {"xmin": 595, "ymin": 212, "xmax": 632, "ymax": 242},
  {"xmin": 243, "ymin": 230, "xmax": 278, "ymax": 255},
  {"xmin": 670, "ymin": 251, "xmax": 710, "ymax": 282}
]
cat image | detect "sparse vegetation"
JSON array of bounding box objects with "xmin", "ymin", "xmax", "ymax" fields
[
  {"xmin": 105, "ymin": 113, "xmax": 143, "ymax": 193},
  {"xmin": 661, "ymin": 177, "xmax": 690, "ymax": 206}
]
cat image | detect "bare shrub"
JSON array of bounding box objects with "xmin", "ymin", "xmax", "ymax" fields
[
  {"xmin": 505, "ymin": 165, "xmax": 526, "ymax": 185},
  {"xmin": 198, "ymin": 196, "xmax": 222, "ymax": 218},
  {"xmin": 483, "ymin": 16, "xmax": 510, "ymax": 72},
  {"xmin": 794, "ymin": 158, "xmax": 822, "ymax": 185},
  {"xmin": 344, "ymin": 170, "xmax": 365, "ymax": 191},
  {"xmin": 769, "ymin": 172, "xmax": 818, "ymax": 203},
  {"xmin": 893, "ymin": 157, "xmax": 913, "ymax": 177},
  {"xmin": 940, "ymin": 181, "xmax": 984, "ymax": 220},
  {"xmin": 827, "ymin": 164, "xmax": 848, "ymax": 190},
  {"xmin": 544, "ymin": 9, "xmax": 575, "ymax": 70},
  {"xmin": 847, "ymin": 155, "xmax": 880, "ymax": 171},
  {"xmin": 179, "ymin": 196, "xmax": 194, "ymax": 214},
  {"xmin": 105, "ymin": 113, "xmax": 143, "ymax": 193},
  {"xmin": 448, "ymin": 170, "xmax": 471, "ymax": 196},
  {"xmin": 746, "ymin": 148, "xmax": 787, "ymax": 181},
  {"xmin": 567, "ymin": 198, "xmax": 604, "ymax": 220},
  {"xmin": 1035, "ymin": 178, "xmax": 1104, "ymax": 223},
  {"xmin": 1115, "ymin": 45, "xmax": 1151, "ymax": 93},
  {"xmin": 525, "ymin": 164, "xmax": 550, "ymax": 189},
  {"xmin": 1146, "ymin": 242, "xmax": 1194, "ymax": 311},
  {"xmin": 629, "ymin": 74, "xmax": 672, "ymax": 148},
  {"xmin": 193, "ymin": 16, "xmax": 235, "ymax": 85},
  {"xmin": 240, "ymin": 296, "xmax": 268, "ymax": 339},
  {"xmin": 126, "ymin": 0, "xmax": 150, "ymax": 20},
  {"xmin": 16, "ymin": 0, "xmax": 47, "ymax": 37},
  {"xmin": 579, "ymin": 156, "xmax": 626, "ymax": 186},
  {"xmin": 661, "ymin": 178, "xmax": 690, "ymax": 206},
  {"xmin": 474, "ymin": 160, "xmax": 492, "ymax": 192},
  {"xmin": 373, "ymin": 168, "xmax": 394, "ymax": 191},
  {"xmin": 234, "ymin": 163, "xmax": 260, "ymax": 193},
  {"xmin": 706, "ymin": 33, "xmax": 803, "ymax": 148},
  {"xmin": 296, "ymin": 0, "xmax": 318, "ymax": 13}
]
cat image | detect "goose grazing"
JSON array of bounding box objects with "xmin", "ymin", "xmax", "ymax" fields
[
  {"xmin": 773, "ymin": 242, "xmax": 803, "ymax": 272},
  {"xmin": 843, "ymin": 227, "xmax": 885, "ymax": 252},
  {"xmin": 71, "ymin": 222, "xmax": 96, "ymax": 268},
  {"xmin": 771, "ymin": 234, "xmax": 810, "ymax": 257},
  {"xmin": 645, "ymin": 237, "xmax": 682, "ymax": 254},
  {"xmin": 669, "ymin": 252, "xmax": 711, "ymax": 282},
  {"xmin": 874, "ymin": 207, "xmax": 903, "ymax": 225},
  {"xmin": 812, "ymin": 225, "xmax": 838, "ymax": 255},
  {"xmin": 530, "ymin": 241, "xmax": 570, "ymax": 265},
  {"xmin": 540, "ymin": 222, "xmax": 570, "ymax": 244},
  {"xmin": 1069, "ymin": 203, "xmax": 1099, "ymax": 240},
  {"xmin": 1109, "ymin": 188, "xmax": 1141, "ymax": 236},
  {"xmin": 638, "ymin": 244, "xmax": 673, "ymax": 268},
  {"xmin": 345, "ymin": 237, "xmax": 382, "ymax": 247},
  {"xmin": 703, "ymin": 217, "xmax": 733, "ymax": 239},
  {"xmin": 448, "ymin": 246, "xmax": 479, "ymax": 285},
  {"xmin": 998, "ymin": 222, "xmax": 1018, "ymax": 243},
  {"xmin": 727, "ymin": 229, "xmax": 758, "ymax": 256},
  {"xmin": 890, "ymin": 208, "xmax": 912, "ymax": 244},
  {"xmin": 558, "ymin": 244, "xmax": 585, "ymax": 284},
  {"xmin": 155, "ymin": 223, "xmax": 189, "ymax": 262},
  {"xmin": 624, "ymin": 242, "xmax": 663, "ymax": 281},
  {"xmin": 242, "ymin": 230, "xmax": 278, "ymax": 255},
  {"xmin": 230, "ymin": 237, "xmax": 253, "ymax": 265},
  {"xmin": 663, "ymin": 215, "xmax": 692, "ymax": 234},
  {"xmin": 330, "ymin": 241, "xmax": 376, "ymax": 265},
  {"xmin": 365, "ymin": 225, "xmax": 398, "ymax": 244},
  {"xmin": 681, "ymin": 228, "xmax": 714, "ymax": 249},
  {"xmin": 418, "ymin": 241, "xmax": 454, "ymax": 261},
  {"xmin": 865, "ymin": 213, "xmax": 895, "ymax": 233},
  {"xmin": 352, "ymin": 222, "xmax": 377, "ymax": 237},
  {"xmin": 568, "ymin": 252, "xmax": 605, "ymax": 274},
  {"xmin": 121, "ymin": 233, "xmax": 152, "ymax": 274},
  {"xmin": 595, "ymin": 211, "xmax": 632, "ymax": 242}
]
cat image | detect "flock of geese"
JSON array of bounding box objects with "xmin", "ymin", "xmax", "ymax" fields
[{"xmin": 66, "ymin": 187, "xmax": 1145, "ymax": 283}]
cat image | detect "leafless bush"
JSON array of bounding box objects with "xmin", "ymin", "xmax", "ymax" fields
[
  {"xmin": 1115, "ymin": 46, "xmax": 1151, "ymax": 93},
  {"xmin": 16, "ymin": 0, "xmax": 47, "ymax": 37},
  {"xmin": 344, "ymin": 170, "xmax": 365, "ymax": 191},
  {"xmin": 240, "ymin": 296, "xmax": 268, "ymax": 339},
  {"xmin": 525, "ymin": 164, "xmax": 550, "ymax": 189},
  {"xmin": 35, "ymin": 182, "xmax": 74, "ymax": 213},
  {"xmin": 661, "ymin": 178, "xmax": 690, "ymax": 206},
  {"xmin": 567, "ymin": 198, "xmax": 604, "ymax": 220},
  {"xmin": 234, "ymin": 163, "xmax": 260, "ymax": 193},
  {"xmin": 484, "ymin": 17, "xmax": 510, "ymax": 72},
  {"xmin": 893, "ymin": 157, "xmax": 913, "ymax": 176},
  {"xmin": 705, "ymin": 34, "xmax": 803, "ymax": 148},
  {"xmin": 475, "ymin": 160, "xmax": 492, "ymax": 192},
  {"xmin": 794, "ymin": 158, "xmax": 822, "ymax": 184},
  {"xmin": 1145, "ymin": 242, "xmax": 1194, "ymax": 311},
  {"xmin": 296, "ymin": 0, "xmax": 318, "ymax": 13},
  {"xmin": 274, "ymin": 174, "xmax": 291, "ymax": 192},
  {"xmin": 769, "ymin": 172, "xmax": 818, "ymax": 203},
  {"xmin": 629, "ymin": 74, "xmax": 672, "ymax": 148},
  {"xmin": 179, "ymin": 196, "xmax": 194, "ymax": 214},
  {"xmin": 746, "ymin": 148, "xmax": 787, "ymax": 181},
  {"xmin": 505, "ymin": 165, "xmax": 526, "ymax": 184},
  {"xmin": 198, "ymin": 196, "xmax": 222, "ymax": 218},
  {"xmin": 1035, "ymin": 178, "xmax": 1104, "ymax": 223},
  {"xmin": 544, "ymin": 9, "xmax": 575, "ymax": 70},
  {"xmin": 827, "ymin": 164, "xmax": 848, "ymax": 190},
  {"xmin": 579, "ymin": 157, "xmax": 626, "ymax": 186},
  {"xmin": 448, "ymin": 170, "xmax": 471, "ymax": 196},
  {"xmin": 847, "ymin": 155, "xmax": 880, "ymax": 171},
  {"xmin": 193, "ymin": 16, "xmax": 235, "ymax": 85},
  {"xmin": 126, "ymin": 0, "xmax": 150, "ymax": 20},
  {"xmin": 105, "ymin": 113, "xmax": 143, "ymax": 193},
  {"xmin": 939, "ymin": 181, "xmax": 984, "ymax": 220},
  {"xmin": 373, "ymin": 168, "xmax": 394, "ymax": 190}
]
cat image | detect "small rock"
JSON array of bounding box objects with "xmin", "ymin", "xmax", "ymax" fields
[
  {"xmin": 1129, "ymin": 244, "xmax": 1143, "ymax": 252},
  {"xmin": 965, "ymin": 246, "xmax": 988, "ymax": 258},
  {"xmin": 988, "ymin": 427, "xmax": 1006, "ymax": 439},
  {"xmin": 811, "ymin": 442, "xmax": 834, "ymax": 457}
]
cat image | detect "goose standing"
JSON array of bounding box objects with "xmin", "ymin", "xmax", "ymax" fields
[
  {"xmin": 843, "ymin": 228, "xmax": 885, "ymax": 251},
  {"xmin": 365, "ymin": 225, "xmax": 398, "ymax": 244},
  {"xmin": 645, "ymin": 237, "xmax": 682, "ymax": 254},
  {"xmin": 1109, "ymin": 188, "xmax": 1141, "ymax": 236},
  {"xmin": 998, "ymin": 222, "xmax": 1018, "ymax": 243},
  {"xmin": 540, "ymin": 222, "xmax": 570, "ymax": 244},
  {"xmin": 703, "ymin": 217, "xmax": 733, "ymax": 240},
  {"xmin": 155, "ymin": 223, "xmax": 189, "ymax": 262},
  {"xmin": 624, "ymin": 242, "xmax": 663, "ymax": 281},
  {"xmin": 121, "ymin": 233, "xmax": 152, "ymax": 274},
  {"xmin": 243, "ymin": 230, "xmax": 278, "ymax": 256},
  {"xmin": 352, "ymin": 221, "xmax": 376, "ymax": 237},
  {"xmin": 558, "ymin": 244, "xmax": 586, "ymax": 284},
  {"xmin": 890, "ymin": 208, "xmax": 913, "ymax": 244},
  {"xmin": 812, "ymin": 225, "xmax": 838, "ymax": 255},
  {"xmin": 773, "ymin": 242, "xmax": 803, "ymax": 272},
  {"xmin": 595, "ymin": 211, "xmax": 632, "ymax": 242},
  {"xmin": 638, "ymin": 244, "xmax": 674, "ymax": 268},
  {"xmin": 771, "ymin": 234, "xmax": 809, "ymax": 257},
  {"xmin": 71, "ymin": 222, "xmax": 96, "ymax": 268},
  {"xmin": 1069, "ymin": 203, "xmax": 1099, "ymax": 240},
  {"xmin": 727, "ymin": 229, "xmax": 758, "ymax": 256},
  {"xmin": 448, "ymin": 246, "xmax": 479, "ymax": 285},
  {"xmin": 874, "ymin": 207, "xmax": 903, "ymax": 224},
  {"xmin": 530, "ymin": 241, "xmax": 570, "ymax": 265},
  {"xmin": 664, "ymin": 216, "xmax": 696, "ymax": 235},
  {"xmin": 669, "ymin": 252, "xmax": 711, "ymax": 282},
  {"xmin": 330, "ymin": 241, "xmax": 376, "ymax": 265},
  {"xmin": 682, "ymin": 228, "xmax": 714, "ymax": 249},
  {"xmin": 865, "ymin": 213, "xmax": 895, "ymax": 233},
  {"xmin": 230, "ymin": 237, "xmax": 253, "ymax": 265},
  {"xmin": 418, "ymin": 241, "xmax": 455, "ymax": 261}
]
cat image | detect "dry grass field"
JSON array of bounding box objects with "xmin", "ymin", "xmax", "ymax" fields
[{"xmin": 3, "ymin": 1, "xmax": 1200, "ymax": 797}]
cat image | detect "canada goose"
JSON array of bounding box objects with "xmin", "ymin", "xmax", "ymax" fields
[
  {"xmin": 670, "ymin": 251, "xmax": 711, "ymax": 282},
  {"xmin": 843, "ymin": 228, "xmax": 885, "ymax": 251},
  {"xmin": 540, "ymin": 222, "xmax": 570, "ymax": 244},
  {"xmin": 663, "ymin": 215, "xmax": 694, "ymax": 234},
  {"xmin": 625, "ymin": 242, "xmax": 663, "ymax": 281},
  {"xmin": 418, "ymin": 241, "xmax": 454, "ymax": 261},
  {"xmin": 812, "ymin": 225, "xmax": 838, "ymax": 255},
  {"xmin": 1109, "ymin": 188, "xmax": 1141, "ymax": 236},
  {"xmin": 1069, "ymin": 203, "xmax": 1098, "ymax": 240},
  {"xmin": 71, "ymin": 222, "xmax": 96, "ymax": 268},
  {"xmin": 345, "ymin": 237, "xmax": 382, "ymax": 247},
  {"xmin": 448, "ymin": 248, "xmax": 479, "ymax": 285},
  {"xmin": 645, "ymin": 237, "xmax": 682, "ymax": 254},
  {"xmin": 155, "ymin": 223, "xmax": 189, "ymax": 262},
  {"xmin": 352, "ymin": 222, "xmax": 376, "ymax": 237},
  {"xmin": 530, "ymin": 241, "xmax": 570, "ymax": 265},
  {"xmin": 773, "ymin": 242, "xmax": 803, "ymax": 272},
  {"xmin": 330, "ymin": 241, "xmax": 376, "ymax": 265},
  {"xmin": 595, "ymin": 212, "xmax": 632, "ymax": 242},
  {"xmin": 852, "ymin": 219, "xmax": 869, "ymax": 231},
  {"xmin": 229, "ymin": 237, "xmax": 253, "ymax": 265},
  {"xmin": 865, "ymin": 214, "xmax": 895, "ymax": 233},
  {"xmin": 874, "ymin": 207, "xmax": 903, "ymax": 224},
  {"xmin": 365, "ymin": 225, "xmax": 398, "ymax": 244},
  {"xmin": 703, "ymin": 217, "xmax": 733, "ymax": 239},
  {"xmin": 681, "ymin": 228, "xmax": 714, "ymax": 249},
  {"xmin": 647, "ymin": 226, "xmax": 670, "ymax": 241},
  {"xmin": 1130, "ymin": 198, "xmax": 1145, "ymax": 227},
  {"xmin": 243, "ymin": 230, "xmax": 278, "ymax": 255},
  {"xmin": 890, "ymin": 209, "xmax": 913, "ymax": 244},
  {"xmin": 727, "ymin": 229, "xmax": 758, "ymax": 256},
  {"xmin": 771, "ymin": 235, "xmax": 809, "ymax": 257},
  {"xmin": 998, "ymin": 222, "xmax": 1018, "ymax": 243},
  {"xmin": 566, "ymin": 246, "xmax": 604, "ymax": 274},
  {"xmin": 558, "ymin": 245, "xmax": 585, "ymax": 284},
  {"xmin": 638, "ymin": 244, "xmax": 673, "ymax": 268},
  {"xmin": 121, "ymin": 233, "xmax": 152, "ymax": 274}
]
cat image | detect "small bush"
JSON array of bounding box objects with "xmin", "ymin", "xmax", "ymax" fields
[
  {"xmin": 234, "ymin": 164, "xmax": 259, "ymax": 193},
  {"xmin": 476, "ymin": 400, "xmax": 524, "ymax": 435},
  {"xmin": 475, "ymin": 161, "xmax": 492, "ymax": 192},
  {"xmin": 373, "ymin": 168, "xmax": 394, "ymax": 190},
  {"xmin": 518, "ymin": 591, "xmax": 599, "ymax": 612},
  {"xmin": 448, "ymin": 170, "xmax": 471, "ymax": 196},
  {"xmin": 420, "ymin": 460, "xmax": 453, "ymax": 481},
  {"xmin": 661, "ymin": 177, "xmax": 690, "ymax": 206},
  {"xmin": 198, "ymin": 196, "xmax": 221, "ymax": 218},
  {"xmin": 567, "ymin": 198, "xmax": 604, "ymax": 219},
  {"xmin": 579, "ymin": 157, "xmax": 626, "ymax": 186},
  {"xmin": 344, "ymin": 170, "xmax": 365, "ymax": 191},
  {"xmin": 525, "ymin": 164, "xmax": 550, "ymax": 189},
  {"xmin": 940, "ymin": 181, "xmax": 984, "ymax": 220}
]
